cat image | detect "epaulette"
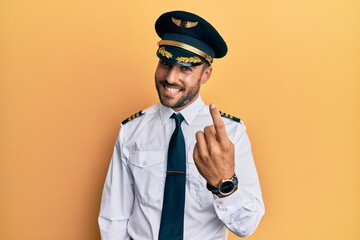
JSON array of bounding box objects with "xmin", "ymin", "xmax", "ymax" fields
[
  {"xmin": 122, "ymin": 110, "xmax": 144, "ymax": 125},
  {"xmin": 219, "ymin": 111, "xmax": 241, "ymax": 123}
]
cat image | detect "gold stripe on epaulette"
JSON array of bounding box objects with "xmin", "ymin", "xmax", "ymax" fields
[
  {"xmin": 219, "ymin": 111, "xmax": 241, "ymax": 123},
  {"xmin": 122, "ymin": 110, "xmax": 144, "ymax": 125}
]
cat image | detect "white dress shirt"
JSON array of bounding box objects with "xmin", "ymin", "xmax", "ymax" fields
[{"xmin": 98, "ymin": 96, "xmax": 264, "ymax": 240}]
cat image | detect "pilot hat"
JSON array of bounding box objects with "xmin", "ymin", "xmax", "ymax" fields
[{"xmin": 155, "ymin": 10, "xmax": 228, "ymax": 66}]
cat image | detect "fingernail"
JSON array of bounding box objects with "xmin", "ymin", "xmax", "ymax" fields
[{"xmin": 210, "ymin": 103, "xmax": 216, "ymax": 109}]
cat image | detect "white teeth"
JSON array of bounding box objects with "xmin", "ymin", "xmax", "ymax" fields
[{"xmin": 165, "ymin": 86, "xmax": 180, "ymax": 93}]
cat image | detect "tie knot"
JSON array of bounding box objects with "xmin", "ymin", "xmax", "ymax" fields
[{"xmin": 171, "ymin": 113, "xmax": 184, "ymax": 127}]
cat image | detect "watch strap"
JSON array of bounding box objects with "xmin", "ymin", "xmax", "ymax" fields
[{"xmin": 206, "ymin": 174, "xmax": 238, "ymax": 195}]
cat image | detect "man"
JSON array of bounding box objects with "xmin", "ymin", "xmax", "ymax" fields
[{"xmin": 98, "ymin": 10, "xmax": 264, "ymax": 240}]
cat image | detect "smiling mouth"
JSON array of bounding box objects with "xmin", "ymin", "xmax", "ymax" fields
[{"xmin": 162, "ymin": 83, "xmax": 183, "ymax": 94}]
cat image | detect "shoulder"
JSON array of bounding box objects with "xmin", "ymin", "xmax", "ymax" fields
[
  {"xmin": 121, "ymin": 104, "xmax": 159, "ymax": 126},
  {"xmin": 121, "ymin": 110, "xmax": 144, "ymax": 125},
  {"xmin": 217, "ymin": 110, "xmax": 247, "ymax": 141}
]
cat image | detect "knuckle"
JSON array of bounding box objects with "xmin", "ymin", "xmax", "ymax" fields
[
  {"xmin": 200, "ymin": 151, "xmax": 210, "ymax": 161},
  {"xmin": 225, "ymin": 140, "xmax": 234, "ymax": 147},
  {"xmin": 223, "ymin": 138, "xmax": 233, "ymax": 146},
  {"xmin": 195, "ymin": 130, "xmax": 204, "ymax": 137},
  {"xmin": 195, "ymin": 131, "xmax": 204, "ymax": 141},
  {"xmin": 193, "ymin": 145, "xmax": 198, "ymax": 154},
  {"xmin": 204, "ymin": 126, "xmax": 216, "ymax": 136},
  {"xmin": 204, "ymin": 126, "xmax": 212, "ymax": 132}
]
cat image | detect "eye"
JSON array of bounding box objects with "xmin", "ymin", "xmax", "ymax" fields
[
  {"xmin": 180, "ymin": 66, "xmax": 192, "ymax": 72},
  {"xmin": 160, "ymin": 60, "xmax": 172, "ymax": 67}
]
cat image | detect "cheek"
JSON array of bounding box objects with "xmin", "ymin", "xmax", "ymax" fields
[
  {"xmin": 155, "ymin": 67, "xmax": 168, "ymax": 80},
  {"xmin": 184, "ymin": 76, "xmax": 202, "ymax": 88},
  {"xmin": 182, "ymin": 73, "xmax": 196, "ymax": 83}
]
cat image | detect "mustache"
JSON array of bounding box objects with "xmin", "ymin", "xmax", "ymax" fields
[{"xmin": 159, "ymin": 80, "xmax": 183, "ymax": 89}]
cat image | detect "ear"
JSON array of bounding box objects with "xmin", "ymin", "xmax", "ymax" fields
[{"xmin": 200, "ymin": 65, "xmax": 212, "ymax": 84}]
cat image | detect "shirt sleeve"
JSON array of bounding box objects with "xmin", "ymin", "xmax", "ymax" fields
[
  {"xmin": 98, "ymin": 126, "xmax": 134, "ymax": 240},
  {"xmin": 213, "ymin": 125, "xmax": 265, "ymax": 237}
]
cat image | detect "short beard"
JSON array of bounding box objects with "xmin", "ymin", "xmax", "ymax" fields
[{"xmin": 155, "ymin": 78, "xmax": 201, "ymax": 110}]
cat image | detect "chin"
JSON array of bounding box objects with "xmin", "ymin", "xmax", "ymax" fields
[{"xmin": 160, "ymin": 100, "xmax": 177, "ymax": 109}]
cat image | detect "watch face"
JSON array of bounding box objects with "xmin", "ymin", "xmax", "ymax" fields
[{"xmin": 219, "ymin": 180, "xmax": 235, "ymax": 195}]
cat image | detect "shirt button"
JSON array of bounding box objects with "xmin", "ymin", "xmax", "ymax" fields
[
  {"xmin": 240, "ymin": 227, "xmax": 247, "ymax": 234},
  {"xmin": 142, "ymin": 161, "xmax": 147, "ymax": 166},
  {"xmin": 218, "ymin": 205, "xmax": 225, "ymax": 211}
]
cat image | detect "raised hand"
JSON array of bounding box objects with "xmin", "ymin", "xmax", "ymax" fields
[{"xmin": 193, "ymin": 103, "xmax": 235, "ymax": 188}]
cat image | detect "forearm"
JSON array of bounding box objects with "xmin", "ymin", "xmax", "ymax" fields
[
  {"xmin": 99, "ymin": 129, "xmax": 134, "ymax": 239},
  {"xmin": 216, "ymin": 125, "xmax": 264, "ymax": 237}
]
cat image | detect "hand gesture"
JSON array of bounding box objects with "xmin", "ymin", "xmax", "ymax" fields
[{"xmin": 193, "ymin": 103, "xmax": 235, "ymax": 187}]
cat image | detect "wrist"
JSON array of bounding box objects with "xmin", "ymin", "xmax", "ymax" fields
[{"xmin": 206, "ymin": 173, "xmax": 238, "ymax": 196}]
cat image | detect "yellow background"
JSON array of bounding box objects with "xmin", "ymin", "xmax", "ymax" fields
[{"xmin": 1, "ymin": 0, "xmax": 359, "ymax": 239}]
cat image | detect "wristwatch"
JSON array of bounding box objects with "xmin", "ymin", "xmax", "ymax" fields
[{"xmin": 206, "ymin": 174, "xmax": 238, "ymax": 196}]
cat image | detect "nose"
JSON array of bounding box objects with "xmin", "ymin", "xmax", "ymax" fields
[{"xmin": 165, "ymin": 66, "xmax": 179, "ymax": 84}]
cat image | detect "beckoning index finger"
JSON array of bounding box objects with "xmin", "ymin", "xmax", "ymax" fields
[{"xmin": 209, "ymin": 103, "xmax": 228, "ymax": 142}]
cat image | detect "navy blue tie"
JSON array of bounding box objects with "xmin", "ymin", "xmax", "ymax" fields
[{"xmin": 159, "ymin": 113, "xmax": 186, "ymax": 240}]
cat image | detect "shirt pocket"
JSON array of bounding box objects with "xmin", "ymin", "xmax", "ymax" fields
[
  {"xmin": 129, "ymin": 151, "xmax": 166, "ymax": 205},
  {"xmin": 187, "ymin": 149, "xmax": 214, "ymax": 206}
]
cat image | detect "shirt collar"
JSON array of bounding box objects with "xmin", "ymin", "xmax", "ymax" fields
[{"xmin": 159, "ymin": 95, "xmax": 205, "ymax": 126}]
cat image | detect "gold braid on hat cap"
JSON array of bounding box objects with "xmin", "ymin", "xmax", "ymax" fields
[{"xmin": 158, "ymin": 40, "xmax": 213, "ymax": 64}]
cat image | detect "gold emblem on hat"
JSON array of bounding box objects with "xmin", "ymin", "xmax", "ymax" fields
[
  {"xmin": 158, "ymin": 47, "xmax": 173, "ymax": 59},
  {"xmin": 172, "ymin": 17, "xmax": 198, "ymax": 28},
  {"xmin": 176, "ymin": 56, "xmax": 202, "ymax": 64}
]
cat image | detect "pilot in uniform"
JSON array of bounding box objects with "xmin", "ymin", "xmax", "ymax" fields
[{"xmin": 99, "ymin": 10, "xmax": 264, "ymax": 240}]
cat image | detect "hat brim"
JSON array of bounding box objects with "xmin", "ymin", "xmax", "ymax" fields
[{"xmin": 156, "ymin": 45, "xmax": 206, "ymax": 66}]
